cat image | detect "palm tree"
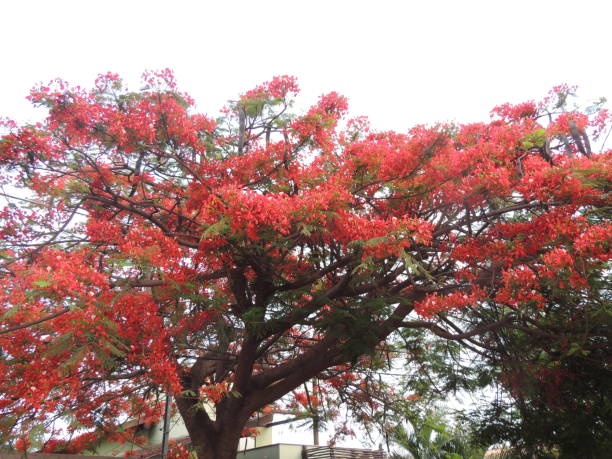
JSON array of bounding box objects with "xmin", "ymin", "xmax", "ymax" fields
[{"xmin": 390, "ymin": 411, "xmax": 486, "ymax": 459}]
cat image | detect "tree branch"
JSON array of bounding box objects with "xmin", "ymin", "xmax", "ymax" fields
[{"xmin": 0, "ymin": 308, "xmax": 70, "ymax": 335}]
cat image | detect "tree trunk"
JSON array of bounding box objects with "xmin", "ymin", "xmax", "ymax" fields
[
  {"xmin": 194, "ymin": 440, "xmax": 240, "ymax": 459},
  {"xmin": 188, "ymin": 424, "xmax": 244, "ymax": 459},
  {"xmin": 175, "ymin": 394, "xmax": 248, "ymax": 459}
]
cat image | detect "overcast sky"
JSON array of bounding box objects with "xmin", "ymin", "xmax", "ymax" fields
[
  {"xmin": 2, "ymin": 0, "xmax": 611, "ymax": 131},
  {"xmin": 1, "ymin": 0, "xmax": 610, "ymax": 448}
]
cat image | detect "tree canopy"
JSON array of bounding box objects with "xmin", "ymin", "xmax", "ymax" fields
[
  {"xmin": 462, "ymin": 257, "xmax": 611, "ymax": 457},
  {"xmin": 0, "ymin": 72, "xmax": 610, "ymax": 459}
]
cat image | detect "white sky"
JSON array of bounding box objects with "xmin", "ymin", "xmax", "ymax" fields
[
  {"xmin": 1, "ymin": 0, "xmax": 610, "ymax": 450},
  {"xmin": 2, "ymin": 0, "xmax": 611, "ymax": 130}
]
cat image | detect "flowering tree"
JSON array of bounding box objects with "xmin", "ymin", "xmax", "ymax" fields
[
  {"xmin": 460, "ymin": 241, "xmax": 611, "ymax": 456},
  {"xmin": 0, "ymin": 72, "xmax": 610, "ymax": 459}
]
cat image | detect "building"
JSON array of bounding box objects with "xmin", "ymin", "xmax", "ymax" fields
[
  {"xmin": 88, "ymin": 411, "xmax": 385, "ymax": 459},
  {"xmin": 91, "ymin": 412, "xmax": 275, "ymax": 457}
]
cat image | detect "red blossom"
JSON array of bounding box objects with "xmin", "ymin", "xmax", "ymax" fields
[{"xmin": 0, "ymin": 73, "xmax": 609, "ymax": 456}]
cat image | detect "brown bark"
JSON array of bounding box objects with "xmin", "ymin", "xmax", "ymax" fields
[
  {"xmin": 171, "ymin": 291, "xmax": 431, "ymax": 458},
  {"xmin": 192, "ymin": 430, "xmax": 244, "ymax": 459},
  {"xmin": 175, "ymin": 394, "xmax": 248, "ymax": 459}
]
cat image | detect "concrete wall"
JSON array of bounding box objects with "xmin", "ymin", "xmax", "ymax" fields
[
  {"xmin": 0, "ymin": 455, "xmax": 117, "ymax": 459},
  {"xmin": 0, "ymin": 445, "xmax": 304, "ymax": 459},
  {"xmin": 147, "ymin": 414, "xmax": 190, "ymax": 445},
  {"xmin": 91, "ymin": 410, "xmax": 273, "ymax": 456},
  {"xmin": 235, "ymin": 444, "xmax": 303, "ymax": 459},
  {"xmin": 87, "ymin": 412, "xmax": 190, "ymax": 456},
  {"xmin": 278, "ymin": 445, "xmax": 302, "ymax": 459},
  {"xmin": 239, "ymin": 426, "xmax": 273, "ymax": 451}
]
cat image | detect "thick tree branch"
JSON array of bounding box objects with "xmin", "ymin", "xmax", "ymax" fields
[{"xmin": 0, "ymin": 308, "xmax": 70, "ymax": 335}]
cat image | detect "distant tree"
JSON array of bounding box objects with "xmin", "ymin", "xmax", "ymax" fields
[
  {"xmin": 389, "ymin": 409, "xmax": 486, "ymax": 459},
  {"xmin": 465, "ymin": 262, "xmax": 611, "ymax": 458},
  {"xmin": 0, "ymin": 73, "xmax": 610, "ymax": 459},
  {"xmin": 390, "ymin": 87, "xmax": 612, "ymax": 454}
]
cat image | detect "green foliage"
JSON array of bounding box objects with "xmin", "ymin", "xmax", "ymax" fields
[
  {"xmin": 389, "ymin": 409, "xmax": 486, "ymax": 459},
  {"xmin": 431, "ymin": 270, "xmax": 611, "ymax": 458},
  {"xmin": 519, "ymin": 129, "xmax": 547, "ymax": 150}
]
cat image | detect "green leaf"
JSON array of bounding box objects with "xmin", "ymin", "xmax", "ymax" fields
[
  {"xmin": 1, "ymin": 305, "xmax": 20, "ymax": 320},
  {"xmin": 112, "ymin": 259, "xmax": 133, "ymax": 268},
  {"xmin": 244, "ymin": 100, "xmax": 266, "ymax": 117},
  {"xmin": 201, "ymin": 217, "xmax": 228, "ymax": 240},
  {"xmin": 363, "ymin": 236, "xmax": 388, "ymax": 247},
  {"xmin": 33, "ymin": 279, "xmax": 52, "ymax": 288},
  {"xmin": 401, "ymin": 249, "xmax": 435, "ymax": 281},
  {"xmin": 44, "ymin": 331, "xmax": 75, "ymax": 357},
  {"xmin": 103, "ymin": 339, "xmax": 126, "ymax": 358},
  {"xmin": 91, "ymin": 343, "xmax": 117, "ymax": 370},
  {"xmin": 243, "ymin": 307, "xmax": 264, "ymax": 324},
  {"xmin": 59, "ymin": 346, "xmax": 88, "ymax": 376}
]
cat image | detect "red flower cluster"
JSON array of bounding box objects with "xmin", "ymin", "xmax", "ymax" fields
[{"xmin": 0, "ymin": 71, "xmax": 609, "ymax": 456}]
